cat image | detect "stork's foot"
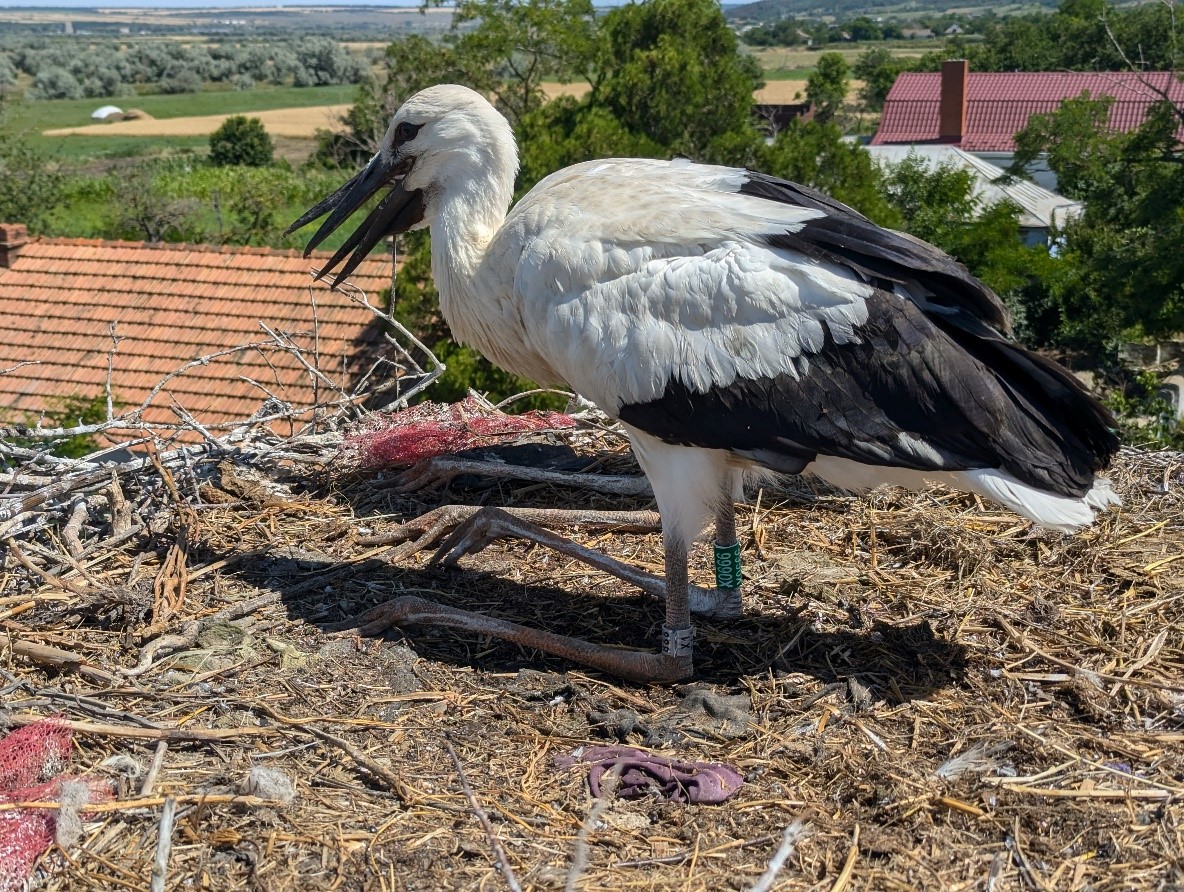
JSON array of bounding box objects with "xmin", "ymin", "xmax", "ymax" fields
[
  {"xmin": 325, "ymin": 594, "xmax": 693, "ymax": 683},
  {"xmin": 693, "ymin": 587, "xmax": 743, "ymax": 621},
  {"xmin": 423, "ymin": 506, "xmax": 740, "ymax": 620},
  {"xmin": 395, "ymin": 456, "xmax": 652, "ymax": 496},
  {"xmin": 359, "ymin": 504, "xmax": 659, "ymax": 558}
]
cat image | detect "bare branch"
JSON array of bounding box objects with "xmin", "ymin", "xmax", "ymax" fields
[
  {"xmin": 105, "ymin": 323, "xmax": 123, "ymax": 423},
  {"xmin": 0, "ymin": 360, "xmax": 41, "ymax": 377}
]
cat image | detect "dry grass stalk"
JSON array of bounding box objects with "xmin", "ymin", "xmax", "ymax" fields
[{"xmin": 445, "ymin": 735, "xmax": 524, "ymax": 892}]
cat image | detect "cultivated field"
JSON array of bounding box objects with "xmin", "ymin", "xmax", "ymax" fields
[
  {"xmin": 45, "ymin": 104, "xmax": 351, "ymax": 139},
  {"xmin": 751, "ymin": 41, "xmax": 941, "ymax": 79},
  {"xmin": 39, "ymin": 83, "xmax": 820, "ymax": 144},
  {"xmin": 543, "ymin": 80, "xmax": 815, "ymax": 104}
]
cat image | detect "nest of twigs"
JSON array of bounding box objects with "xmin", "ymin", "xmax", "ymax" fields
[{"xmin": 1, "ymin": 393, "xmax": 1182, "ymax": 890}]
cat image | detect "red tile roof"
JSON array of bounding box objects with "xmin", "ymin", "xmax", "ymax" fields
[
  {"xmin": 872, "ymin": 71, "xmax": 1184, "ymax": 152},
  {"xmin": 0, "ymin": 232, "xmax": 395, "ymax": 437}
]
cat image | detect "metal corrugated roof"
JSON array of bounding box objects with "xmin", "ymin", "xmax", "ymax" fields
[
  {"xmin": 866, "ymin": 144, "xmax": 1083, "ymax": 229},
  {"xmin": 872, "ymin": 71, "xmax": 1184, "ymax": 151}
]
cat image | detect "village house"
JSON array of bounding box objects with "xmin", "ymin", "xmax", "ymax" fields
[
  {"xmin": 864, "ymin": 144, "xmax": 1082, "ymax": 247},
  {"xmin": 872, "ymin": 61, "xmax": 1184, "ymax": 189}
]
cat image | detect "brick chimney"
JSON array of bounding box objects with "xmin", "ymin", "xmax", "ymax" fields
[
  {"xmin": 939, "ymin": 59, "xmax": 969, "ymax": 143},
  {"xmin": 0, "ymin": 223, "xmax": 28, "ymax": 268}
]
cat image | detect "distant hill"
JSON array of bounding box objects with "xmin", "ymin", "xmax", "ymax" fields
[{"xmin": 722, "ymin": 0, "xmax": 1057, "ymax": 20}]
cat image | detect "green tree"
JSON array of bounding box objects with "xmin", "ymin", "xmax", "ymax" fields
[
  {"xmin": 0, "ymin": 101, "xmax": 63, "ymax": 235},
  {"xmin": 755, "ymin": 120, "xmax": 897, "ymax": 224},
  {"xmin": 209, "ymin": 115, "xmax": 274, "ymax": 167},
  {"xmin": 877, "ymin": 154, "xmax": 1053, "ymax": 300},
  {"xmin": 106, "ymin": 163, "xmax": 204, "ymax": 243},
  {"xmin": 32, "ymin": 66, "xmax": 82, "ymax": 99},
  {"xmin": 805, "ymin": 52, "xmax": 849, "ymax": 123},
  {"xmin": 158, "ymin": 66, "xmax": 204, "ymax": 95},
  {"xmin": 846, "ymin": 16, "xmax": 883, "ymax": 41},
  {"xmin": 593, "ymin": 0, "xmax": 764, "ymax": 157},
  {"xmin": 964, "ymin": 0, "xmax": 1177, "ymax": 73},
  {"xmin": 315, "ymin": 35, "xmax": 494, "ymax": 165},
  {"xmin": 4, "ymin": 394, "xmax": 109, "ymax": 460},
  {"xmin": 741, "ymin": 19, "xmax": 805, "ymax": 48},
  {"xmin": 853, "ymin": 47, "xmax": 908, "ymax": 112},
  {"xmin": 449, "ymin": 0, "xmax": 599, "ymax": 127},
  {"xmin": 1013, "ymin": 96, "xmax": 1184, "ymax": 354}
]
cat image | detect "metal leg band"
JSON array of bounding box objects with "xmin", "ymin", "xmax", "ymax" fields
[{"xmin": 661, "ymin": 624, "xmax": 695, "ymax": 657}]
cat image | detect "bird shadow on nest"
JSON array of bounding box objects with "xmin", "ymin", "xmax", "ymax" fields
[{"xmin": 226, "ymin": 548, "xmax": 966, "ymax": 706}]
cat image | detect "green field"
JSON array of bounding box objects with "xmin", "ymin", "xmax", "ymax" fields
[
  {"xmin": 750, "ymin": 40, "xmax": 943, "ymax": 80},
  {"xmin": 5, "ymin": 84, "xmax": 357, "ymax": 159}
]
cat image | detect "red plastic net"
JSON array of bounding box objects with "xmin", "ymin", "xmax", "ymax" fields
[
  {"xmin": 0, "ymin": 720, "xmax": 110, "ymax": 892},
  {"xmin": 342, "ymin": 396, "xmax": 577, "ymax": 470}
]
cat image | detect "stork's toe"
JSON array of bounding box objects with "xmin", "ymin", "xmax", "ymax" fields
[{"xmin": 688, "ymin": 584, "xmax": 743, "ymax": 619}]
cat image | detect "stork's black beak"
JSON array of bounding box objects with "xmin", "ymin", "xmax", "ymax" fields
[{"xmin": 284, "ymin": 152, "xmax": 424, "ymax": 286}]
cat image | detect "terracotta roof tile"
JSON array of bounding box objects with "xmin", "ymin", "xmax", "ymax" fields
[
  {"xmin": 872, "ymin": 71, "xmax": 1184, "ymax": 151},
  {"xmin": 0, "ymin": 235, "xmax": 395, "ymax": 437}
]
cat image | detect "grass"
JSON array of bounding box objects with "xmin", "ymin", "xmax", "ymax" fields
[
  {"xmin": 46, "ymin": 163, "xmax": 364, "ymax": 255},
  {"xmin": 37, "ymin": 134, "xmax": 210, "ymax": 162},
  {"xmin": 43, "ymin": 192, "xmax": 359, "ymax": 254},
  {"xmin": 8, "ymin": 84, "xmax": 357, "ymax": 132},
  {"xmin": 749, "ymin": 40, "xmax": 944, "ymax": 79},
  {"xmin": 762, "ymin": 65, "xmax": 818, "ymax": 81}
]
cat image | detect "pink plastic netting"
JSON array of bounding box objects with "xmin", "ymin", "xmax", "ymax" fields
[
  {"xmin": 0, "ymin": 720, "xmax": 110, "ymax": 892},
  {"xmin": 342, "ymin": 396, "xmax": 577, "ymax": 470}
]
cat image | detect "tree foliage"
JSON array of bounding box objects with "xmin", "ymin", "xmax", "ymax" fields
[
  {"xmin": 853, "ymin": 47, "xmax": 908, "ymax": 112},
  {"xmin": 805, "ymin": 52, "xmax": 849, "ymax": 123},
  {"xmin": 32, "ymin": 66, "xmax": 83, "ymax": 100},
  {"xmin": 4, "ymin": 394, "xmax": 109, "ymax": 459},
  {"xmin": 877, "ymin": 154, "xmax": 1053, "ymax": 301},
  {"xmin": 1, "ymin": 35, "xmax": 373, "ymax": 101},
  {"xmin": 1012, "ymin": 95, "xmax": 1184, "ymax": 355},
  {"xmin": 209, "ymin": 115, "xmax": 274, "ymax": 167},
  {"xmin": 963, "ymin": 0, "xmax": 1177, "ymax": 73},
  {"xmin": 593, "ymin": 0, "xmax": 763, "ymax": 157},
  {"xmin": 0, "ymin": 102, "xmax": 62, "ymax": 234},
  {"xmin": 106, "ymin": 164, "xmax": 205, "ymax": 243}
]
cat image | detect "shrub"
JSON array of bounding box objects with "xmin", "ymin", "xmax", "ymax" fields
[
  {"xmin": 32, "ymin": 66, "xmax": 83, "ymax": 100},
  {"xmin": 158, "ymin": 67, "xmax": 203, "ymax": 94},
  {"xmin": 209, "ymin": 115, "xmax": 273, "ymax": 167}
]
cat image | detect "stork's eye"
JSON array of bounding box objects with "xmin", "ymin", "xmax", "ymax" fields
[{"xmin": 394, "ymin": 122, "xmax": 422, "ymax": 145}]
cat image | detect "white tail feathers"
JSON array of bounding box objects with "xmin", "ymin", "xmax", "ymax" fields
[
  {"xmin": 960, "ymin": 469, "xmax": 1120, "ymax": 533},
  {"xmin": 805, "ymin": 455, "xmax": 1120, "ymax": 533}
]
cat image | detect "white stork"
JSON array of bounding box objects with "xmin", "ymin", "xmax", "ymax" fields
[{"xmin": 288, "ymin": 84, "xmax": 1120, "ymax": 683}]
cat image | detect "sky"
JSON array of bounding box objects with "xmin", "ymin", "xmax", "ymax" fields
[{"xmin": 0, "ymin": 1, "xmax": 429, "ymax": 7}]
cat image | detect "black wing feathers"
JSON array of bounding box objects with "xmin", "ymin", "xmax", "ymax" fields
[
  {"xmin": 620, "ymin": 292, "xmax": 1117, "ymax": 498},
  {"xmin": 620, "ymin": 170, "xmax": 1119, "ymax": 498}
]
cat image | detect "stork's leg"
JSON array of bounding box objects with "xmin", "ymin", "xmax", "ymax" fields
[
  {"xmin": 396, "ymin": 456, "xmax": 652, "ymax": 497},
  {"xmin": 425, "ymin": 507, "xmax": 739, "ymax": 618},
  {"xmin": 323, "ymin": 593, "xmax": 691, "ymax": 683},
  {"xmin": 659, "ymin": 535, "xmax": 695, "ymax": 679},
  {"xmin": 712, "ymin": 500, "xmax": 744, "ymax": 618}
]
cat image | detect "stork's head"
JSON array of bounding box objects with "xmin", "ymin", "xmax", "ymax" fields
[{"xmin": 286, "ymin": 84, "xmax": 518, "ymax": 283}]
